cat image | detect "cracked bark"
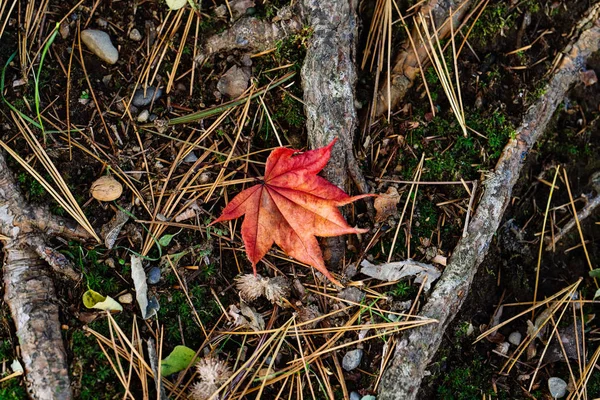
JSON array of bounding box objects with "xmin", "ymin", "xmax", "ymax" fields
[
  {"xmin": 0, "ymin": 149, "xmax": 91, "ymax": 400},
  {"xmin": 377, "ymin": 5, "xmax": 600, "ymax": 399},
  {"xmin": 301, "ymin": 0, "xmax": 372, "ymax": 269}
]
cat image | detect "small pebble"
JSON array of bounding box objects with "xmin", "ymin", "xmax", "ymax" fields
[
  {"xmin": 183, "ymin": 152, "xmax": 198, "ymax": 163},
  {"xmin": 342, "ymin": 349, "xmax": 363, "ymax": 371},
  {"xmin": 129, "ymin": 28, "xmax": 142, "ymax": 42},
  {"xmin": 350, "ymin": 392, "xmax": 361, "ymax": 400},
  {"xmin": 59, "ymin": 22, "xmax": 70, "ymax": 39},
  {"xmin": 102, "ymin": 74, "xmax": 112, "ymax": 85},
  {"xmin": 508, "ymin": 331, "xmax": 522, "ymax": 346},
  {"xmin": 548, "ymin": 377, "xmax": 567, "ymax": 399},
  {"xmin": 118, "ymin": 293, "xmax": 133, "ymax": 304},
  {"xmin": 81, "ymin": 29, "xmax": 119, "ymax": 64},
  {"xmin": 361, "ymin": 396, "xmax": 376, "ymax": 400},
  {"xmin": 147, "ymin": 267, "xmax": 161, "ymax": 284},
  {"xmin": 137, "ymin": 110, "xmax": 150, "ymax": 123},
  {"xmin": 132, "ymin": 86, "xmax": 163, "ymax": 107}
]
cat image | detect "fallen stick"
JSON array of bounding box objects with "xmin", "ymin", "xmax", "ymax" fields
[
  {"xmin": 378, "ymin": 4, "xmax": 600, "ymax": 399},
  {"xmin": 0, "ymin": 149, "xmax": 92, "ymax": 400}
]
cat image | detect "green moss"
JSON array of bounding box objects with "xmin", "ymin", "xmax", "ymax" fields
[
  {"xmin": 158, "ymin": 285, "xmax": 220, "ymax": 347},
  {"xmin": 70, "ymin": 327, "xmax": 123, "ymax": 399},
  {"xmin": 471, "ymin": 3, "xmax": 516, "ymax": 45},
  {"xmin": 436, "ymin": 356, "xmax": 494, "ymax": 399}
]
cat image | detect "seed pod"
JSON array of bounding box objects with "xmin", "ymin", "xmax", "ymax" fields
[{"xmin": 91, "ymin": 176, "xmax": 123, "ymax": 201}]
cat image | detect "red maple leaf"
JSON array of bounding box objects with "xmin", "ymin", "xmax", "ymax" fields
[{"xmin": 212, "ymin": 139, "xmax": 370, "ymax": 286}]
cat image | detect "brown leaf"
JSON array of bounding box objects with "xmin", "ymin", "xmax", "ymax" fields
[{"xmin": 374, "ymin": 187, "xmax": 400, "ymax": 222}]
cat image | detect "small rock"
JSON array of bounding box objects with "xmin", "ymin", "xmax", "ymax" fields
[
  {"xmin": 241, "ymin": 54, "xmax": 253, "ymax": 67},
  {"xmin": 81, "ymin": 29, "xmax": 119, "ymax": 64},
  {"xmin": 59, "ymin": 22, "xmax": 70, "ymax": 39},
  {"xmin": 148, "ymin": 114, "xmax": 158, "ymax": 122},
  {"xmin": 548, "ymin": 377, "xmax": 567, "ymax": 398},
  {"xmin": 217, "ymin": 65, "xmax": 251, "ymax": 98},
  {"xmin": 362, "ymin": 396, "xmax": 376, "ymax": 400},
  {"xmin": 132, "ymin": 86, "xmax": 163, "ymax": 107},
  {"xmin": 214, "ymin": 4, "xmax": 227, "ymax": 18},
  {"xmin": 183, "ymin": 152, "xmax": 198, "ymax": 163},
  {"xmin": 129, "ymin": 28, "xmax": 142, "ymax": 42},
  {"xmin": 338, "ymin": 287, "xmax": 366, "ymax": 303},
  {"xmin": 137, "ymin": 110, "xmax": 150, "ymax": 123},
  {"xmin": 580, "ymin": 69, "xmax": 598, "ymax": 87},
  {"xmin": 147, "ymin": 267, "xmax": 161, "ymax": 284},
  {"xmin": 350, "ymin": 392, "xmax": 361, "ymax": 400},
  {"xmin": 508, "ymin": 331, "xmax": 522, "ymax": 346},
  {"xmin": 342, "ymin": 349, "xmax": 363, "ymax": 371},
  {"xmin": 118, "ymin": 293, "xmax": 133, "ymax": 304},
  {"xmin": 230, "ymin": 0, "xmax": 255, "ymax": 19},
  {"xmin": 102, "ymin": 74, "xmax": 113, "ymax": 85}
]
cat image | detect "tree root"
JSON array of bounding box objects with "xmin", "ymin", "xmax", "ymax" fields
[
  {"xmin": 0, "ymin": 150, "xmax": 93, "ymax": 400},
  {"xmin": 300, "ymin": 0, "xmax": 372, "ymax": 269},
  {"xmin": 377, "ymin": 4, "xmax": 600, "ymax": 399}
]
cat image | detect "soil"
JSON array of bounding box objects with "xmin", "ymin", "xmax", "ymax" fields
[{"xmin": 0, "ymin": 0, "xmax": 599, "ymax": 399}]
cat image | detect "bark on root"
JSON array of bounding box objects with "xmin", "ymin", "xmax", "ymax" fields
[
  {"xmin": 377, "ymin": 5, "xmax": 600, "ymax": 399},
  {"xmin": 375, "ymin": 0, "xmax": 472, "ymax": 117},
  {"xmin": 300, "ymin": 0, "xmax": 372, "ymax": 268},
  {"xmin": 0, "ymin": 150, "xmax": 92, "ymax": 400}
]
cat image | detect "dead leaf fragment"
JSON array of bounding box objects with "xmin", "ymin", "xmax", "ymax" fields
[
  {"xmin": 374, "ymin": 187, "xmax": 400, "ymax": 222},
  {"xmin": 360, "ymin": 259, "xmax": 441, "ymax": 292}
]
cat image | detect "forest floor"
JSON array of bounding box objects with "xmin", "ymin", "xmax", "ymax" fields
[{"xmin": 0, "ymin": 0, "xmax": 599, "ymax": 399}]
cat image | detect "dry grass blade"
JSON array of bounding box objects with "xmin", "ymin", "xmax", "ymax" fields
[
  {"xmin": 477, "ymin": 279, "xmax": 581, "ymax": 379},
  {"xmin": 0, "ymin": 113, "xmax": 100, "ymax": 242},
  {"xmin": 0, "ymin": 0, "xmax": 17, "ymax": 40},
  {"xmin": 533, "ymin": 166, "xmax": 561, "ymax": 311},
  {"xmin": 415, "ymin": 10, "xmax": 467, "ymax": 137},
  {"xmin": 362, "ymin": 0, "xmax": 394, "ymax": 121}
]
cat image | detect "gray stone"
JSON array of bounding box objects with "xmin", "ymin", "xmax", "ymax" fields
[
  {"xmin": 361, "ymin": 396, "xmax": 376, "ymax": 400},
  {"xmin": 137, "ymin": 110, "xmax": 149, "ymax": 123},
  {"xmin": 350, "ymin": 392, "xmax": 361, "ymax": 400},
  {"xmin": 147, "ymin": 267, "xmax": 161, "ymax": 284},
  {"xmin": 342, "ymin": 349, "xmax": 363, "ymax": 371},
  {"xmin": 132, "ymin": 86, "xmax": 163, "ymax": 107},
  {"xmin": 183, "ymin": 152, "xmax": 198, "ymax": 163},
  {"xmin": 508, "ymin": 331, "xmax": 522, "ymax": 346},
  {"xmin": 81, "ymin": 29, "xmax": 119, "ymax": 64},
  {"xmin": 129, "ymin": 28, "xmax": 142, "ymax": 42},
  {"xmin": 548, "ymin": 377, "xmax": 567, "ymax": 398}
]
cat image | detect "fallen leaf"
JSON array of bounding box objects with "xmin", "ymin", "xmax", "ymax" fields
[
  {"xmin": 131, "ymin": 255, "xmax": 159, "ymax": 319},
  {"xmin": 82, "ymin": 289, "xmax": 123, "ymax": 312},
  {"xmin": 160, "ymin": 345, "xmax": 197, "ymax": 376},
  {"xmin": 374, "ymin": 187, "xmax": 400, "ymax": 222},
  {"xmin": 165, "ymin": 0, "xmax": 187, "ymax": 10},
  {"xmin": 212, "ymin": 139, "xmax": 371, "ymax": 286},
  {"xmin": 360, "ymin": 259, "xmax": 441, "ymax": 292}
]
